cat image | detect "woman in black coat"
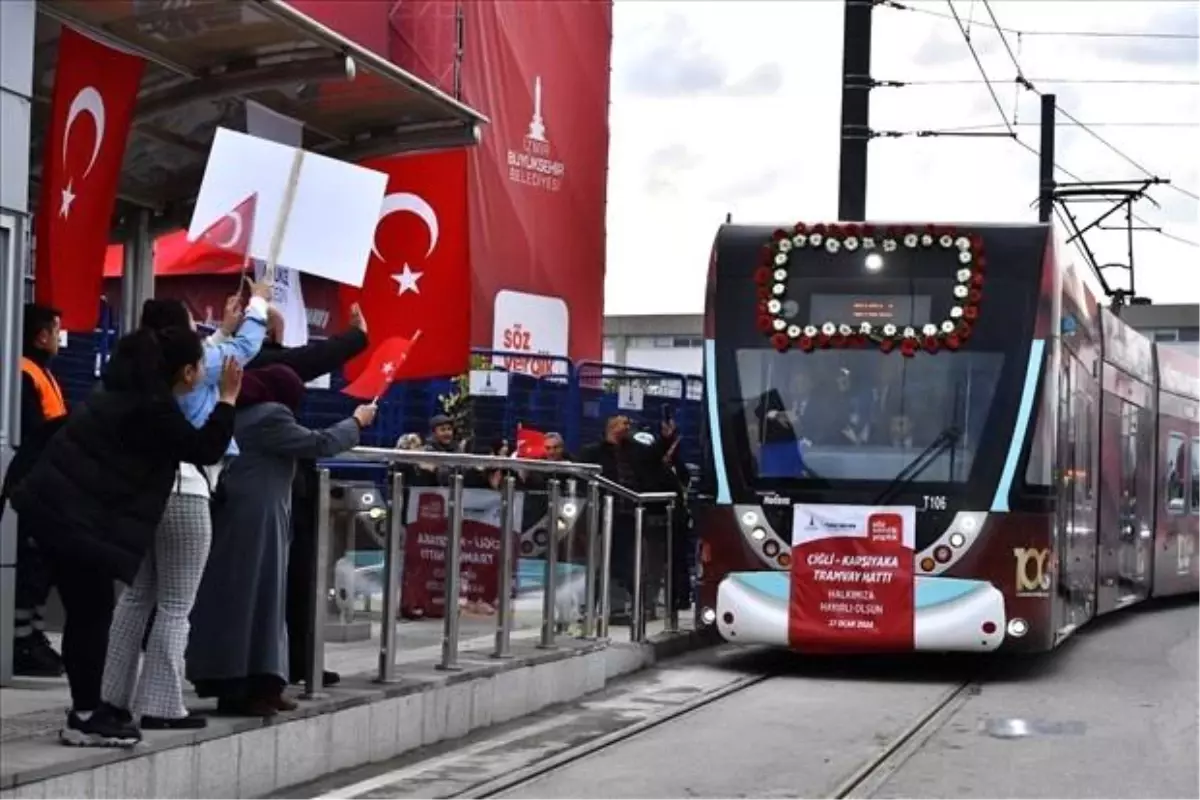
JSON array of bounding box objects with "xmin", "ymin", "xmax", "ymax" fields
[{"xmin": 9, "ymin": 326, "xmax": 243, "ymax": 748}]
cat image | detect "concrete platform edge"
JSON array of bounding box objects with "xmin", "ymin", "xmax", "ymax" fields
[{"xmin": 0, "ymin": 629, "xmax": 704, "ymax": 799}]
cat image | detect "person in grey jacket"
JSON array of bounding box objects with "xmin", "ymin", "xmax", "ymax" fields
[{"xmin": 185, "ymin": 365, "xmax": 376, "ymax": 717}]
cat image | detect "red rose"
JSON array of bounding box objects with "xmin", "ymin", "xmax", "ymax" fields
[
  {"xmin": 813, "ymin": 223, "xmax": 827, "ymax": 236},
  {"xmin": 831, "ymin": 333, "xmax": 846, "ymax": 348},
  {"xmin": 943, "ymin": 224, "xmax": 957, "ymax": 238},
  {"xmin": 773, "ymin": 229, "xmax": 788, "ymax": 241},
  {"xmin": 879, "ymin": 338, "xmax": 895, "ymax": 354},
  {"xmin": 845, "ymin": 223, "xmax": 861, "ymax": 238},
  {"xmin": 900, "ymin": 339, "xmax": 917, "ymax": 357},
  {"xmin": 862, "ymin": 223, "xmax": 876, "ymax": 237},
  {"xmin": 971, "ymin": 233, "xmax": 984, "ymax": 250},
  {"xmin": 886, "ymin": 225, "xmax": 900, "ymax": 240},
  {"xmin": 902, "ymin": 224, "xmax": 916, "ymax": 237},
  {"xmin": 755, "ymin": 267, "xmax": 771, "ymax": 285},
  {"xmin": 945, "ymin": 334, "xmax": 961, "ymax": 350},
  {"xmin": 772, "ymin": 333, "xmax": 790, "ymax": 352},
  {"xmin": 964, "ymin": 305, "xmax": 979, "ymax": 321},
  {"xmin": 793, "ymin": 221, "xmax": 808, "ymax": 234},
  {"xmin": 924, "ymin": 224, "xmax": 937, "ymax": 239},
  {"xmin": 818, "ymin": 333, "xmax": 831, "ymax": 348},
  {"xmin": 799, "ymin": 335, "xmax": 814, "ymax": 352},
  {"xmin": 828, "ymin": 223, "xmax": 842, "ymax": 238},
  {"xmin": 757, "ymin": 315, "xmax": 773, "ymax": 333},
  {"xmin": 972, "ymin": 272, "xmax": 984, "ymax": 288},
  {"xmin": 923, "ymin": 336, "xmax": 939, "ymax": 354},
  {"xmin": 969, "ymin": 288, "xmax": 982, "ymax": 304},
  {"xmin": 758, "ymin": 286, "xmax": 771, "ymax": 301},
  {"xmin": 956, "ymin": 321, "xmax": 972, "ymax": 338},
  {"xmin": 760, "ymin": 246, "xmax": 774, "ymax": 266},
  {"xmin": 975, "ymin": 255, "xmax": 987, "ymax": 272}
]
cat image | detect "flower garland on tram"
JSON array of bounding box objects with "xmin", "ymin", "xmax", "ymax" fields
[{"xmin": 755, "ymin": 223, "xmax": 985, "ymax": 357}]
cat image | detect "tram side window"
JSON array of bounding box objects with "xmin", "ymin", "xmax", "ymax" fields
[
  {"xmin": 1165, "ymin": 433, "xmax": 1186, "ymax": 513},
  {"xmin": 1192, "ymin": 437, "xmax": 1199, "ymax": 515}
]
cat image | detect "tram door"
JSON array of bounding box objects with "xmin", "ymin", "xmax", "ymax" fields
[{"xmin": 1055, "ymin": 354, "xmax": 1098, "ymax": 634}]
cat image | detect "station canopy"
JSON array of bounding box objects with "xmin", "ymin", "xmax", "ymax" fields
[{"xmin": 30, "ymin": 0, "xmax": 488, "ymax": 235}]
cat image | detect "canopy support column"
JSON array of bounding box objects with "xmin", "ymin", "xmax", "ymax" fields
[{"xmin": 120, "ymin": 210, "xmax": 154, "ymax": 333}]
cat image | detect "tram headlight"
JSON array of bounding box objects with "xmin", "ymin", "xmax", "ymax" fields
[
  {"xmin": 561, "ymin": 502, "xmax": 578, "ymax": 519},
  {"xmin": 750, "ymin": 527, "xmax": 767, "ymax": 541},
  {"xmin": 1007, "ymin": 618, "xmax": 1029, "ymax": 638},
  {"xmin": 948, "ymin": 532, "xmax": 966, "ymax": 548},
  {"xmin": 741, "ymin": 511, "xmax": 759, "ymax": 527},
  {"xmin": 864, "ymin": 253, "xmax": 884, "ymax": 272},
  {"xmin": 700, "ymin": 607, "xmax": 717, "ymax": 625}
]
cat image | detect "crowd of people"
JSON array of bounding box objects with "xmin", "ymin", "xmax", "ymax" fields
[
  {"xmin": 2, "ymin": 292, "xmax": 692, "ymax": 748},
  {"xmin": 2, "ymin": 289, "xmax": 374, "ymax": 746},
  {"xmin": 390, "ymin": 412, "xmax": 690, "ymax": 625}
]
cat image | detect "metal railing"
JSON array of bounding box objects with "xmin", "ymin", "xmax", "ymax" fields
[{"xmin": 303, "ymin": 447, "xmax": 681, "ymax": 698}]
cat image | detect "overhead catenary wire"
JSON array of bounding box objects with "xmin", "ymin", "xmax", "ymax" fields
[
  {"xmin": 879, "ymin": 0, "xmax": 1198, "ymax": 40},
  {"xmin": 976, "ymin": 0, "xmax": 1200, "ymax": 203},
  {"xmin": 926, "ymin": 0, "xmax": 1198, "ymax": 251}
]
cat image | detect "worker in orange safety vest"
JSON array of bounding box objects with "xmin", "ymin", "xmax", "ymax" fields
[{"xmin": 1, "ymin": 304, "xmax": 69, "ymax": 676}]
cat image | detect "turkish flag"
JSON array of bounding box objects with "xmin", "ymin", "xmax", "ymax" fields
[
  {"xmin": 515, "ymin": 425, "xmax": 548, "ymax": 459},
  {"xmin": 340, "ymin": 149, "xmax": 470, "ymax": 384},
  {"xmin": 341, "ymin": 334, "xmax": 417, "ymax": 400},
  {"xmin": 163, "ymin": 194, "xmax": 257, "ymax": 275},
  {"xmin": 36, "ymin": 27, "xmax": 145, "ymax": 332}
]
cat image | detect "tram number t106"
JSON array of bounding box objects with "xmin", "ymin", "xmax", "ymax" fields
[{"xmin": 921, "ymin": 495, "xmax": 948, "ymax": 511}]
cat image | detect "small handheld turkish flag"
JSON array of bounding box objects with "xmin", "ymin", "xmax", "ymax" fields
[
  {"xmin": 341, "ymin": 333, "xmax": 419, "ymax": 400},
  {"xmin": 515, "ymin": 424, "xmax": 548, "ymax": 459},
  {"xmin": 166, "ymin": 193, "xmax": 258, "ymax": 275}
]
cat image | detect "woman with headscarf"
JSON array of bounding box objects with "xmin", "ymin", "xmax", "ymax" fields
[
  {"xmin": 8, "ymin": 327, "xmax": 242, "ymax": 747},
  {"xmin": 186, "ymin": 365, "xmax": 376, "ymax": 716}
]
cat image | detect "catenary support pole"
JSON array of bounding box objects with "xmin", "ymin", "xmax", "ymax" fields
[
  {"xmin": 837, "ymin": 0, "xmax": 874, "ymax": 222},
  {"xmin": 1038, "ymin": 93, "xmax": 1057, "ymax": 224}
]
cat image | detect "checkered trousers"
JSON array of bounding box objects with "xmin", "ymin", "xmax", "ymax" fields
[{"xmin": 101, "ymin": 493, "xmax": 213, "ymax": 719}]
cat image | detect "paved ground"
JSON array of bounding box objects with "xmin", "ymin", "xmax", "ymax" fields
[{"xmin": 303, "ymin": 596, "xmax": 1198, "ymax": 799}]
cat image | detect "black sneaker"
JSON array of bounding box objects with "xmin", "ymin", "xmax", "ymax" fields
[
  {"xmin": 141, "ymin": 712, "xmax": 207, "ymax": 730},
  {"xmin": 290, "ymin": 669, "xmax": 340, "ymax": 687},
  {"xmin": 12, "ymin": 634, "xmax": 64, "ymax": 677},
  {"xmin": 60, "ymin": 703, "xmax": 141, "ymax": 748}
]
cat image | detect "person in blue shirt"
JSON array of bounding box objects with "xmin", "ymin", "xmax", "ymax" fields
[{"xmin": 97, "ymin": 284, "xmax": 270, "ymax": 732}]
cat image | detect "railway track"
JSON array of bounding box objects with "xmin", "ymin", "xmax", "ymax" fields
[
  {"xmin": 451, "ymin": 669, "xmax": 980, "ymax": 800},
  {"xmin": 308, "ymin": 648, "xmax": 987, "ymax": 800}
]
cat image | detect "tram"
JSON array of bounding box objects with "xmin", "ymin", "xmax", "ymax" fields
[{"xmin": 693, "ymin": 221, "xmax": 1198, "ymax": 654}]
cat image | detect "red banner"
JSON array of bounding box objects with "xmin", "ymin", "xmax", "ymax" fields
[
  {"xmin": 37, "ymin": 27, "xmax": 145, "ymax": 331},
  {"xmin": 401, "ymin": 488, "xmax": 522, "ymax": 619},
  {"xmin": 788, "ymin": 505, "xmax": 916, "ymax": 651},
  {"xmin": 458, "ymin": 1, "xmax": 612, "ymax": 363}
]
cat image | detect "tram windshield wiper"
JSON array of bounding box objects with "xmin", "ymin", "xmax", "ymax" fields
[{"xmin": 871, "ymin": 426, "xmax": 962, "ymax": 507}]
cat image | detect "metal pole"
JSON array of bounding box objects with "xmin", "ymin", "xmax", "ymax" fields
[
  {"xmin": 665, "ymin": 501, "xmax": 677, "ymax": 633},
  {"xmin": 583, "ymin": 479, "xmax": 600, "ymax": 638},
  {"xmin": 539, "ymin": 479, "xmax": 561, "ymax": 648},
  {"xmin": 493, "ymin": 475, "xmax": 516, "ymax": 659},
  {"xmin": 631, "ymin": 504, "xmax": 645, "ymax": 643},
  {"xmin": 1038, "ymin": 93, "xmax": 1057, "ymax": 223},
  {"xmin": 597, "ymin": 495, "xmax": 614, "ymax": 639},
  {"xmin": 837, "ymin": 0, "xmax": 874, "ymax": 221},
  {"xmin": 303, "ymin": 467, "xmax": 332, "ymax": 699},
  {"xmin": 439, "ymin": 473, "xmax": 465, "ymax": 671},
  {"xmin": 378, "ymin": 469, "xmax": 405, "ymax": 683}
]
